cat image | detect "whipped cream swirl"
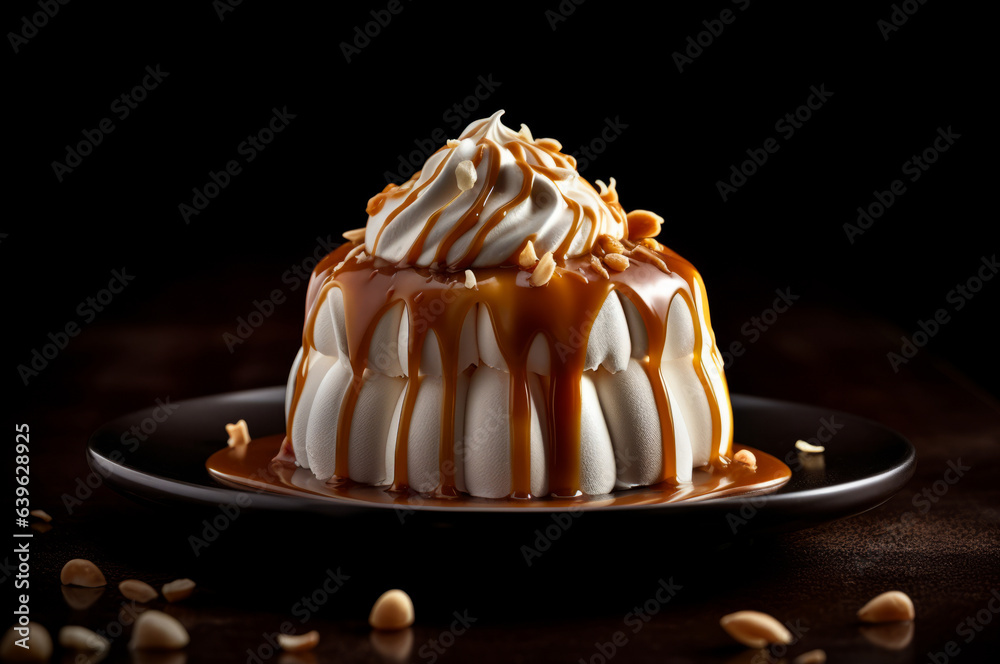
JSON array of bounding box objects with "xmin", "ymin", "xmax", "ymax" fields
[{"xmin": 365, "ymin": 111, "xmax": 627, "ymax": 269}]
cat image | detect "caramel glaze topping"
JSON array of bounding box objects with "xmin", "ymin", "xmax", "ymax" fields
[{"xmin": 279, "ymin": 237, "xmax": 734, "ymax": 500}]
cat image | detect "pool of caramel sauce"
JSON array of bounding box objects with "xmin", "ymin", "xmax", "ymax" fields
[{"xmin": 207, "ymin": 434, "xmax": 791, "ymax": 510}]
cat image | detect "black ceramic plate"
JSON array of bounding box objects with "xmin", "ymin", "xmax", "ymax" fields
[{"xmin": 87, "ymin": 387, "xmax": 915, "ymax": 536}]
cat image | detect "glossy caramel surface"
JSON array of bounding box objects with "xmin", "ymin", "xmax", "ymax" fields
[
  {"xmin": 214, "ymin": 435, "xmax": 791, "ymax": 509},
  {"xmin": 283, "ymin": 238, "xmax": 737, "ymax": 499}
]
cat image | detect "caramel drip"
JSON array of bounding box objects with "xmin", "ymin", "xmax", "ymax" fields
[
  {"xmin": 305, "ymin": 248, "xmax": 350, "ymax": 317},
  {"xmin": 371, "ymin": 149, "xmax": 451, "ymax": 259},
  {"xmin": 436, "ymin": 296, "xmax": 478, "ymax": 497},
  {"xmin": 283, "ymin": 241, "xmax": 733, "ymax": 498},
  {"xmin": 369, "ymin": 133, "xmax": 624, "ymax": 268},
  {"xmin": 656, "ymin": 248, "xmax": 734, "ymax": 458},
  {"xmin": 545, "ymin": 277, "xmax": 612, "ymax": 495},
  {"xmin": 391, "ymin": 373, "xmax": 421, "ymax": 493},
  {"xmin": 507, "ymin": 364, "xmax": 532, "ymax": 499},
  {"xmin": 555, "ymin": 197, "xmax": 586, "ymax": 260},
  {"xmin": 684, "ymin": 273, "xmax": 733, "ymax": 459},
  {"xmin": 405, "ymin": 148, "xmax": 488, "ymax": 266},
  {"xmin": 366, "ymin": 182, "xmax": 398, "ymax": 217},
  {"xmin": 452, "ymin": 157, "xmax": 534, "ymax": 270},
  {"xmin": 520, "ymin": 141, "xmax": 575, "ymax": 169},
  {"xmin": 432, "ymin": 141, "xmax": 501, "ymax": 265},
  {"xmin": 435, "ymin": 337, "xmax": 461, "ymax": 498},
  {"xmin": 610, "ymin": 281, "xmax": 677, "ymax": 483},
  {"xmin": 333, "ymin": 296, "xmax": 403, "ymax": 483},
  {"xmin": 462, "ymin": 116, "xmax": 492, "ymax": 136},
  {"xmin": 285, "ymin": 242, "xmax": 355, "ymax": 449}
]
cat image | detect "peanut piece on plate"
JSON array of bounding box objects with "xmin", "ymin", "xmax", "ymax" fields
[
  {"xmin": 734, "ymin": 449, "xmax": 757, "ymax": 470},
  {"xmin": 225, "ymin": 420, "xmax": 250, "ymax": 448},
  {"xmin": 795, "ymin": 439, "xmax": 825, "ymax": 454}
]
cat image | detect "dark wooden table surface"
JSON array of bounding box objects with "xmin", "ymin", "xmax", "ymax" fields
[
  {"xmin": 7, "ymin": 0, "xmax": 994, "ymax": 661},
  {"xmin": 13, "ymin": 270, "xmax": 1000, "ymax": 664}
]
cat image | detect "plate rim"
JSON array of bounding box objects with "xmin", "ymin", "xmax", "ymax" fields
[{"xmin": 87, "ymin": 386, "xmax": 916, "ymax": 515}]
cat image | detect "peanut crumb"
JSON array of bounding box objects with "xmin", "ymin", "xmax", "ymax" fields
[
  {"xmin": 598, "ymin": 234, "xmax": 627, "ymax": 256},
  {"xmin": 734, "ymin": 449, "xmax": 757, "ymax": 470},
  {"xmin": 162, "ymin": 578, "xmax": 196, "ymax": 603},
  {"xmin": 794, "ymin": 650, "xmax": 827, "ymax": 664},
  {"xmin": 60, "ymin": 559, "xmax": 106, "ymax": 588},
  {"xmin": 632, "ymin": 245, "xmax": 669, "ymax": 273},
  {"xmin": 591, "ymin": 255, "xmax": 609, "ymax": 279},
  {"xmin": 603, "ymin": 253, "xmax": 629, "ymax": 272},
  {"xmin": 119, "ymin": 579, "xmax": 158, "ymax": 603},
  {"xmin": 59, "ymin": 625, "xmax": 108, "ymax": 655},
  {"xmin": 278, "ymin": 630, "xmax": 320, "ymax": 652},
  {"xmin": 518, "ymin": 240, "xmax": 538, "ymax": 267},
  {"xmin": 2, "ymin": 623, "xmax": 52, "ymax": 661},
  {"xmin": 626, "ymin": 209, "xmax": 664, "ymax": 240},
  {"xmin": 369, "ymin": 589, "xmax": 415, "ymax": 631},
  {"xmin": 464, "ymin": 270, "xmax": 476, "ymax": 289},
  {"xmin": 342, "ymin": 228, "xmax": 365, "ymax": 243},
  {"xmin": 335, "ymin": 243, "xmax": 366, "ymax": 271},
  {"xmin": 641, "ymin": 237, "xmax": 666, "ymax": 253},
  {"xmin": 857, "ymin": 591, "xmax": 915, "ymax": 623},
  {"xmin": 529, "ymin": 252, "xmax": 556, "ymax": 287},
  {"xmin": 130, "ymin": 611, "xmax": 189, "ymax": 650},
  {"xmin": 225, "ymin": 419, "xmax": 250, "ymax": 448},
  {"xmin": 720, "ymin": 610, "xmax": 792, "ymax": 648},
  {"xmin": 595, "ymin": 177, "xmax": 620, "ymax": 203},
  {"xmin": 795, "ymin": 439, "xmax": 825, "ymax": 453},
  {"xmin": 456, "ymin": 160, "xmax": 477, "ymax": 192}
]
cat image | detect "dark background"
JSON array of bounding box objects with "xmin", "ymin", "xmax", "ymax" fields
[
  {"xmin": 5, "ymin": 1, "xmax": 998, "ymax": 663},
  {"xmin": 7, "ymin": 0, "xmax": 995, "ymax": 402}
]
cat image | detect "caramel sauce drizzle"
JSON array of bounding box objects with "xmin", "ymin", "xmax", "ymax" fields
[
  {"xmin": 368, "ymin": 133, "xmax": 624, "ymax": 268},
  {"xmin": 215, "ymin": 437, "xmax": 789, "ymax": 509},
  {"xmin": 371, "ymin": 147, "xmax": 452, "ymax": 260},
  {"xmin": 451, "ymin": 151, "xmax": 534, "ymax": 271},
  {"xmin": 429, "ymin": 142, "xmax": 500, "ymax": 267},
  {"xmin": 281, "ymin": 241, "xmax": 734, "ymax": 499}
]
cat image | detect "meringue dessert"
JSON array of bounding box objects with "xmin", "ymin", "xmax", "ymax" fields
[{"xmin": 280, "ymin": 111, "xmax": 734, "ymax": 499}]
